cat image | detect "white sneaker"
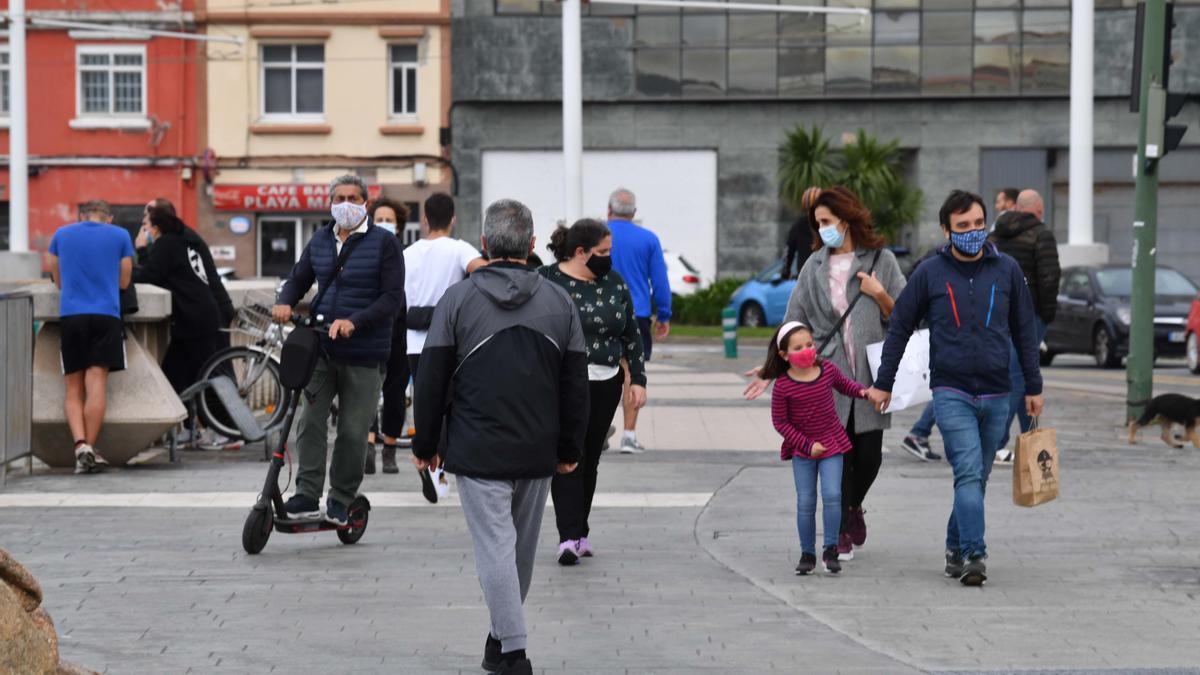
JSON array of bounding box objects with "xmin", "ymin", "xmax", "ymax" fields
[
  {"xmin": 994, "ymin": 449, "xmax": 1014, "ymax": 464},
  {"xmin": 74, "ymin": 444, "xmax": 97, "ymax": 474},
  {"xmin": 619, "ymin": 437, "xmax": 646, "ymax": 454}
]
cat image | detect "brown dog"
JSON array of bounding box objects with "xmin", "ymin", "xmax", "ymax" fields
[{"xmin": 1127, "ymin": 393, "xmax": 1200, "ymax": 448}]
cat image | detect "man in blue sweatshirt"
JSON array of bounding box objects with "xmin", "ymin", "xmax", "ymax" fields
[
  {"xmin": 607, "ymin": 188, "xmax": 671, "ymax": 453},
  {"xmin": 867, "ymin": 190, "xmax": 1045, "ymax": 587}
]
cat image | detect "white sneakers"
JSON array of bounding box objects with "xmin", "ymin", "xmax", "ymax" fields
[{"xmin": 73, "ymin": 444, "xmax": 110, "ymax": 474}]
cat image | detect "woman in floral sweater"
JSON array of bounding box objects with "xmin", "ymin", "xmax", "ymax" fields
[{"xmin": 541, "ymin": 218, "xmax": 647, "ymax": 565}]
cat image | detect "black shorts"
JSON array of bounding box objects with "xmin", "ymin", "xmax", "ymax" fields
[
  {"xmin": 637, "ymin": 317, "xmax": 654, "ymax": 362},
  {"xmin": 60, "ymin": 314, "xmax": 126, "ymax": 375}
]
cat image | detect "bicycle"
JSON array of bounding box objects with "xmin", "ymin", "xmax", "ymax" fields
[{"xmin": 196, "ymin": 289, "xmax": 289, "ymax": 440}]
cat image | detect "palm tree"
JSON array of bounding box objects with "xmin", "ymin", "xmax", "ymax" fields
[{"xmin": 777, "ymin": 125, "xmax": 839, "ymax": 210}]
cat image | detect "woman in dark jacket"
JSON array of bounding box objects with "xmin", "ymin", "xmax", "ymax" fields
[
  {"xmin": 541, "ymin": 219, "xmax": 647, "ymax": 566},
  {"xmin": 133, "ymin": 204, "xmax": 224, "ymax": 394}
]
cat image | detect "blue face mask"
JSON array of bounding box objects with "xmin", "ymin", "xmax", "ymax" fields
[
  {"xmin": 818, "ymin": 223, "xmax": 846, "ymax": 249},
  {"xmin": 950, "ymin": 228, "xmax": 988, "ymax": 256}
]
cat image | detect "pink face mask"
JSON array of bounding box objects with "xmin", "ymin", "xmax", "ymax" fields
[{"xmin": 787, "ymin": 348, "xmax": 817, "ymax": 369}]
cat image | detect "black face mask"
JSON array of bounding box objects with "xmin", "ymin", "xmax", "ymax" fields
[{"xmin": 585, "ymin": 253, "xmax": 612, "ymax": 278}]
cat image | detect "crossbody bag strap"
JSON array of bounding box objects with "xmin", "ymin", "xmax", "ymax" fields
[{"xmin": 817, "ymin": 248, "xmax": 883, "ymax": 354}]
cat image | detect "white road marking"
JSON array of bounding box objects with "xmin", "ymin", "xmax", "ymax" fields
[{"xmin": 0, "ymin": 491, "xmax": 714, "ymax": 509}]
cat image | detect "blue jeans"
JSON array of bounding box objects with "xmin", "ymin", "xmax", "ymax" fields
[
  {"xmin": 792, "ymin": 454, "xmax": 844, "ymax": 555},
  {"xmin": 933, "ymin": 389, "xmax": 1009, "ymax": 559},
  {"xmin": 910, "ymin": 403, "xmax": 937, "ymax": 439},
  {"xmin": 1000, "ymin": 317, "xmax": 1047, "ymax": 450}
]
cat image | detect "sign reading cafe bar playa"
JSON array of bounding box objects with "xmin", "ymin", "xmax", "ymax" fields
[{"xmin": 213, "ymin": 184, "xmax": 384, "ymax": 211}]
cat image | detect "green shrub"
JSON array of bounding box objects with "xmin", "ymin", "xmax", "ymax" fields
[{"xmin": 670, "ymin": 277, "xmax": 747, "ymax": 326}]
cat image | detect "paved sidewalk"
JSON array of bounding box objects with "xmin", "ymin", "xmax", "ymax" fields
[{"xmin": 3, "ymin": 346, "xmax": 1200, "ymax": 673}]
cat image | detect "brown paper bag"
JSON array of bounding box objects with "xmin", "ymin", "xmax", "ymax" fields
[{"xmin": 1012, "ymin": 422, "xmax": 1059, "ymax": 507}]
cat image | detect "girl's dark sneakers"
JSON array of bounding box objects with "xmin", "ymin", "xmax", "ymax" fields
[
  {"xmin": 794, "ymin": 552, "xmax": 817, "ymax": 575},
  {"xmin": 822, "ymin": 546, "xmax": 842, "ymax": 574}
]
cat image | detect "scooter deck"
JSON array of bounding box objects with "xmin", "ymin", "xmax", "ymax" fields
[{"xmin": 274, "ymin": 515, "xmax": 349, "ymax": 534}]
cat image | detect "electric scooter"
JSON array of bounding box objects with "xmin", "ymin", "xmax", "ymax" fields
[{"xmin": 242, "ymin": 316, "xmax": 371, "ymax": 554}]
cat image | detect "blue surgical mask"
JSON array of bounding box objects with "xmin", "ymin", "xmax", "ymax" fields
[
  {"xmin": 818, "ymin": 223, "xmax": 846, "ymax": 249},
  {"xmin": 950, "ymin": 228, "xmax": 989, "ymax": 256}
]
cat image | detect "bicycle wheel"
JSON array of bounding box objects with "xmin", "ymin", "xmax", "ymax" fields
[{"xmin": 197, "ymin": 347, "xmax": 287, "ymax": 440}]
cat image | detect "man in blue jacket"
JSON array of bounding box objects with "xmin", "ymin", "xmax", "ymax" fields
[
  {"xmin": 271, "ymin": 175, "xmax": 405, "ymax": 527},
  {"xmin": 867, "ymin": 190, "xmax": 1045, "ymax": 587},
  {"xmin": 607, "ymin": 188, "xmax": 670, "ymax": 453}
]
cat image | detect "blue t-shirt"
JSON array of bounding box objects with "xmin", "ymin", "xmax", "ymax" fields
[{"xmin": 48, "ymin": 221, "xmax": 135, "ymax": 318}]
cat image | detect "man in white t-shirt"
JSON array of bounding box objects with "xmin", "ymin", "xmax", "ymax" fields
[{"xmin": 405, "ymin": 193, "xmax": 487, "ymax": 380}]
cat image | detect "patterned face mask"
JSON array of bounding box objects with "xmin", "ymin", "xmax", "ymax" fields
[
  {"xmin": 950, "ymin": 228, "xmax": 988, "ymax": 256},
  {"xmin": 331, "ymin": 201, "xmax": 367, "ymax": 231}
]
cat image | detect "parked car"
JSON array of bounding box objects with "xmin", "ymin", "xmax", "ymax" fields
[
  {"xmin": 664, "ymin": 251, "xmax": 706, "ymax": 297},
  {"xmin": 1186, "ymin": 292, "xmax": 1200, "ymax": 374},
  {"xmin": 1043, "ymin": 265, "xmax": 1197, "ymax": 368},
  {"xmin": 726, "ymin": 259, "xmax": 794, "ymax": 327}
]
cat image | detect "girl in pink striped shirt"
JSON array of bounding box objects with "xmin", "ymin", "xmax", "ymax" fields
[{"xmin": 765, "ymin": 321, "xmax": 869, "ymax": 575}]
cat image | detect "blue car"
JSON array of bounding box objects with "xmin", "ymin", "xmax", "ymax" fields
[{"xmin": 726, "ymin": 259, "xmax": 795, "ymax": 327}]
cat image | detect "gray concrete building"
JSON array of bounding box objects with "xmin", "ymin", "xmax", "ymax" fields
[{"xmin": 450, "ymin": 0, "xmax": 1200, "ymax": 281}]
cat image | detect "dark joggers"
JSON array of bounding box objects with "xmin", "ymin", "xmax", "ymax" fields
[
  {"xmin": 552, "ymin": 372, "xmax": 624, "ymax": 542},
  {"xmin": 839, "ymin": 406, "xmax": 884, "ymax": 531}
]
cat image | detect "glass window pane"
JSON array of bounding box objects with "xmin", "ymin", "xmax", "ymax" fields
[
  {"xmin": 682, "ymin": 15, "xmax": 726, "ymax": 47},
  {"xmin": 923, "ymin": 0, "xmax": 972, "ymax": 8},
  {"xmin": 976, "ymin": 0, "xmax": 1019, "ymax": 7},
  {"xmin": 921, "ymin": 45, "xmax": 972, "ymax": 94},
  {"xmin": 262, "ymin": 45, "xmax": 291, "ymax": 63},
  {"xmin": 113, "ymin": 53, "xmax": 143, "ymax": 67},
  {"xmin": 974, "ymin": 44, "xmax": 1019, "ymax": 93},
  {"xmin": 922, "ymin": 12, "xmax": 972, "ymax": 45},
  {"xmin": 297, "ymin": 45, "xmax": 324, "ymax": 62},
  {"xmin": 873, "ymin": 46, "xmax": 919, "ymax": 93},
  {"xmin": 393, "ymin": 69, "xmax": 404, "ymax": 115},
  {"xmin": 877, "ymin": 0, "xmax": 919, "ymax": 7},
  {"xmin": 0, "ymin": 52, "xmax": 10, "ymax": 65},
  {"xmin": 729, "ymin": 48, "xmax": 776, "ymax": 95},
  {"xmin": 1023, "ymin": 10, "xmax": 1071, "ymax": 42},
  {"xmin": 828, "ymin": 0, "xmax": 869, "ymax": 7},
  {"xmin": 975, "ymin": 11, "xmax": 1019, "ymax": 44},
  {"xmin": 496, "ymin": 0, "xmax": 541, "ymax": 13},
  {"xmin": 636, "ymin": 16, "xmax": 681, "ymax": 47},
  {"xmin": 636, "ymin": 49, "xmax": 681, "ymax": 96},
  {"xmin": 730, "ymin": 15, "xmax": 776, "ymax": 47},
  {"xmin": 779, "ymin": 13, "xmax": 824, "ymax": 46},
  {"xmin": 1024, "ymin": 0, "xmax": 1069, "ymax": 6},
  {"xmin": 80, "ymin": 53, "xmax": 109, "ymax": 66},
  {"xmin": 875, "ymin": 11, "xmax": 919, "ymax": 45},
  {"xmin": 828, "ymin": 13, "xmax": 872, "ymax": 45},
  {"xmin": 826, "ymin": 47, "xmax": 871, "ymax": 93},
  {"xmin": 295, "ymin": 69, "xmax": 323, "ymax": 113},
  {"xmin": 112, "ymin": 71, "xmax": 142, "ymax": 112},
  {"xmin": 391, "ymin": 44, "xmax": 418, "ymax": 63},
  {"xmin": 637, "ymin": 0, "xmax": 678, "ymax": 14},
  {"xmin": 779, "ymin": 47, "xmax": 824, "ymax": 95},
  {"xmin": 81, "ymin": 71, "xmax": 109, "ymax": 113},
  {"xmin": 682, "ymin": 49, "xmax": 725, "ymax": 97},
  {"xmin": 590, "ymin": 1, "xmax": 634, "ymax": 16},
  {"xmin": 1022, "ymin": 43, "xmax": 1070, "ymax": 93},
  {"xmin": 1, "ymin": 70, "xmax": 8, "ymax": 114},
  {"xmin": 405, "ymin": 67, "xmax": 417, "ymax": 113},
  {"xmin": 264, "ymin": 68, "xmax": 292, "ymax": 113}
]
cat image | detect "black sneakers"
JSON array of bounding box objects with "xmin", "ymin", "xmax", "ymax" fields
[
  {"xmin": 283, "ymin": 494, "xmax": 320, "ymax": 519},
  {"xmin": 960, "ymin": 555, "xmax": 987, "ymax": 586},
  {"xmin": 324, "ymin": 499, "xmax": 349, "ymax": 527},
  {"xmin": 944, "ymin": 549, "xmax": 964, "ymax": 578},
  {"xmin": 901, "ymin": 435, "xmax": 942, "ymax": 461},
  {"xmin": 821, "ymin": 546, "xmax": 842, "ymax": 574},
  {"xmin": 794, "ymin": 552, "xmax": 817, "ymax": 576},
  {"xmin": 419, "ymin": 467, "xmax": 438, "ymax": 504},
  {"xmin": 481, "ymin": 633, "xmax": 502, "ymax": 672}
]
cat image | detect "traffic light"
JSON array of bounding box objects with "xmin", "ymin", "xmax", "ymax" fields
[{"xmin": 1132, "ymin": 1, "xmax": 1188, "ymax": 159}]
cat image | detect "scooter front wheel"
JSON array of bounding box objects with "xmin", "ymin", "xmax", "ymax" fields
[
  {"xmin": 337, "ymin": 498, "xmax": 370, "ymax": 545},
  {"xmin": 242, "ymin": 507, "xmax": 274, "ymax": 554}
]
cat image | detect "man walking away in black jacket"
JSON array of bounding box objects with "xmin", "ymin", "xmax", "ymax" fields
[
  {"xmin": 988, "ymin": 189, "xmax": 1061, "ymax": 461},
  {"xmin": 413, "ymin": 199, "xmax": 588, "ymax": 675}
]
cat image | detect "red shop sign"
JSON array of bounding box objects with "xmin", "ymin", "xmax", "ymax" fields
[{"xmin": 213, "ymin": 184, "xmax": 384, "ymax": 211}]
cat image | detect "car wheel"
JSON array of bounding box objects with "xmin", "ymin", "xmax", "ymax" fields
[
  {"xmin": 739, "ymin": 302, "xmax": 766, "ymax": 328},
  {"xmin": 1187, "ymin": 332, "xmax": 1200, "ymax": 375},
  {"xmin": 1093, "ymin": 325, "xmax": 1121, "ymax": 369}
]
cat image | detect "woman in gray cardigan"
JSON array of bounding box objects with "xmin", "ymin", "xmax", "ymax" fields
[{"xmin": 747, "ymin": 186, "xmax": 906, "ymax": 561}]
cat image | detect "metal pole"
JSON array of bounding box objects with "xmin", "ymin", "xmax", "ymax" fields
[
  {"xmin": 1068, "ymin": 0, "xmax": 1094, "ymax": 245},
  {"xmin": 562, "ymin": 0, "xmax": 583, "ymax": 223},
  {"xmin": 9, "ymin": 0, "xmax": 29, "ymax": 253},
  {"xmin": 1128, "ymin": 0, "xmax": 1166, "ymax": 423}
]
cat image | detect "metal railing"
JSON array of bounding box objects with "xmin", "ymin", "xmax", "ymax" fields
[{"xmin": 1, "ymin": 291, "xmax": 34, "ymax": 486}]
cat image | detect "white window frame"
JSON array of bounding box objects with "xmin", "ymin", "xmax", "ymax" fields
[
  {"xmin": 259, "ymin": 43, "xmax": 326, "ymax": 123},
  {"xmin": 387, "ymin": 42, "xmax": 420, "ymax": 121},
  {"xmin": 0, "ymin": 46, "xmax": 9, "ymax": 127},
  {"xmin": 72, "ymin": 44, "xmax": 149, "ymax": 129}
]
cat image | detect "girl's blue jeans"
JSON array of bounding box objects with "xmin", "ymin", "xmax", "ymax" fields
[{"xmin": 792, "ymin": 454, "xmax": 844, "ymax": 555}]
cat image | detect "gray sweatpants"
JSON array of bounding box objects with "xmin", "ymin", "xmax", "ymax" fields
[{"xmin": 457, "ymin": 475, "xmax": 553, "ymax": 654}]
